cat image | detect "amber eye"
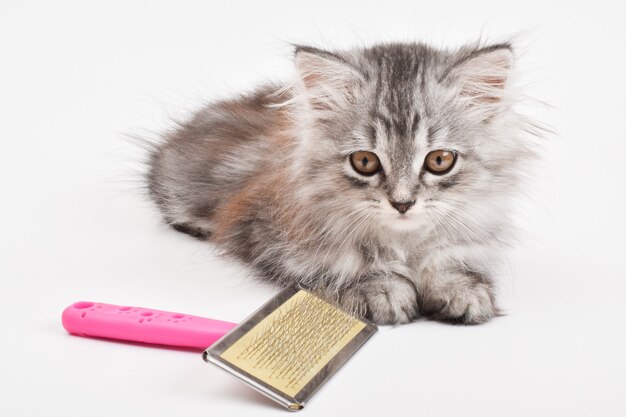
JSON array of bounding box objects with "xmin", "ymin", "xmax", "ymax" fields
[
  {"xmin": 424, "ymin": 150, "xmax": 457, "ymax": 175},
  {"xmin": 350, "ymin": 151, "xmax": 381, "ymax": 176}
]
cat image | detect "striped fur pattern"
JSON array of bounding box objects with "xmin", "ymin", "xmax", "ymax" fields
[{"xmin": 147, "ymin": 41, "xmax": 540, "ymax": 325}]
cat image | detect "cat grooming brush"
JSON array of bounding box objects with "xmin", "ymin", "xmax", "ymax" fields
[{"xmin": 62, "ymin": 286, "xmax": 377, "ymax": 411}]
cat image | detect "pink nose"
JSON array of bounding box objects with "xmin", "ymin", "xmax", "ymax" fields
[{"xmin": 390, "ymin": 200, "xmax": 415, "ymax": 214}]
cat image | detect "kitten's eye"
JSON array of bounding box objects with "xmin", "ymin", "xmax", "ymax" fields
[
  {"xmin": 424, "ymin": 150, "xmax": 457, "ymax": 175},
  {"xmin": 350, "ymin": 151, "xmax": 381, "ymax": 176}
]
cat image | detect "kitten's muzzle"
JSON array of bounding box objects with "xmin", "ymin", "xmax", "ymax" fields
[{"xmin": 390, "ymin": 200, "xmax": 415, "ymax": 214}]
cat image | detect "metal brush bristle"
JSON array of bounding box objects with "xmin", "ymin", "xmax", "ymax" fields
[
  {"xmin": 203, "ymin": 286, "xmax": 377, "ymax": 411},
  {"xmin": 237, "ymin": 293, "xmax": 360, "ymax": 388}
]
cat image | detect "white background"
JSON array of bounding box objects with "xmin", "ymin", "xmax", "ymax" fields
[{"xmin": 2, "ymin": 1, "xmax": 625, "ymax": 416}]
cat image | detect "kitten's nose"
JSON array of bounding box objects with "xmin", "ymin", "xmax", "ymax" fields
[{"xmin": 390, "ymin": 200, "xmax": 415, "ymax": 214}]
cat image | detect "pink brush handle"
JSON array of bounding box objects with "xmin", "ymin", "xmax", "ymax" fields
[{"xmin": 62, "ymin": 301, "xmax": 237, "ymax": 350}]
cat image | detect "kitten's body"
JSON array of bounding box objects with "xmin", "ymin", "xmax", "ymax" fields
[{"xmin": 148, "ymin": 42, "xmax": 538, "ymax": 324}]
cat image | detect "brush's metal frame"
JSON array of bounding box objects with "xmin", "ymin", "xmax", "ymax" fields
[{"xmin": 203, "ymin": 286, "xmax": 378, "ymax": 411}]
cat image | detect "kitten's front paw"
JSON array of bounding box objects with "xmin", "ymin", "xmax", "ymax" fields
[
  {"xmin": 422, "ymin": 280, "xmax": 497, "ymax": 324},
  {"xmin": 341, "ymin": 275, "xmax": 419, "ymax": 325}
]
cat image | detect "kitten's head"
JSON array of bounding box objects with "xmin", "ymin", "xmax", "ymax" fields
[{"xmin": 289, "ymin": 42, "xmax": 537, "ymax": 242}]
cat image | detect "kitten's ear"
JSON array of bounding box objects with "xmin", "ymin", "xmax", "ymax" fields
[
  {"xmin": 294, "ymin": 46, "xmax": 362, "ymax": 111},
  {"xmin": 445, "ymin": 44, "xmax": 514, "ymax": 111}
]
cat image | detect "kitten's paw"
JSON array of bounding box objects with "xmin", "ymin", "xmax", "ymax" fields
[
  {"xmin": 341, "ymin": 275, "xmax": 419, "ymax": 325},
  {"xmin": 422, "ymin": 281, "xmax": 497, "ymax": 324}
]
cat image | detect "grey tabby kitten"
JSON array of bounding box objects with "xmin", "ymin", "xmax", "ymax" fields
[{"xmin": 147, "ymin": 41, "xmax": 538, "ymax": 325}]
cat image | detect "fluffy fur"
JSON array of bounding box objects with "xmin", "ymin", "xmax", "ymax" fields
[{"xmin": 147, "ymin": 41, "xmax": 541, "ymax": 325}]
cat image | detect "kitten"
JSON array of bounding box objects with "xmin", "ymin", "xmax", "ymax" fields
[{"xmin": 147, "ymin": 41, "xmax": 539, "ymax": 325}]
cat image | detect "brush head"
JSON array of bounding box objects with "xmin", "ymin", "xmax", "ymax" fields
[{"xmin": 203, "ymin": 286, "xmax": 378, "ymax": 411}]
